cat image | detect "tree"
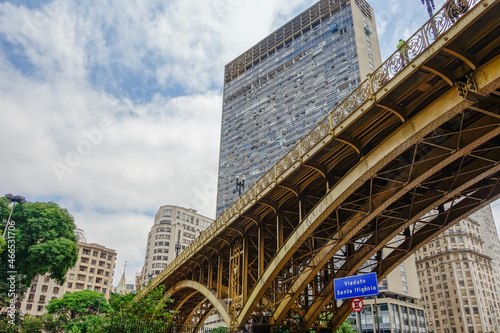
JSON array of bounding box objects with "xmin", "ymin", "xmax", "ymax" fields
[
  {"xmin": 108, "ymin": 285, "xmax": 175, "ymax": 323},
  {"xmin": 0, "ymin": 235, "xmax": 5, "ymax": 255},
  {"xmin": 46, "ymin": 290, "xmax": 111, "ymax": 320},
  {"xmin": 21, "ymin": 315, "xmax": 43, "ymax": 333},
  {"xmin": 334, "ymin": 319, "xmax": 356, "ymax": 333},
  {"xmin": 0, "ymin": 197, "xmax": 78, "ymax": 299}
]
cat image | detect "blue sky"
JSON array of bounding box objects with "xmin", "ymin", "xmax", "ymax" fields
[{"xmin": 3, "ymin": 0, "xmax": 495, "ymax": 287}]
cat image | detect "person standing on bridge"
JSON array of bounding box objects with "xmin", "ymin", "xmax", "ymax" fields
[{"xmin": 397, "ymin": 39, "xmax": 409, "ymax": 66}]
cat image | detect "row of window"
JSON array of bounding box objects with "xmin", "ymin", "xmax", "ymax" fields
[
  {"xmin": 67, "ymin": 282, "xmax": 107, "ymax": 293},
  {"xmin": 68, "ymin": 273, "xmax": 108, "ymax": 284},
  {"xmin": 80, "ymin": 258, "xmax": 109, "ymax": 266},
  {"xmin": 32, "ymin": 285, "xmax": 60, "ymax": 294},
  {"xmin": 162, "ymin": 209, "xmax": 210, "ymax": 228},
  {"xmin": 70, "ymin": 266, "xmax": 110, "ymax": 276},
  {"xmin": 81, "ymin": 249, "xmax": 113, "ymax": 260}
]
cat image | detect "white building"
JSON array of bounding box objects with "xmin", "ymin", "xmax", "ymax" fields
[{"xmin": 141, "ymin": 205, "xmax": 213, "ymax": 285}]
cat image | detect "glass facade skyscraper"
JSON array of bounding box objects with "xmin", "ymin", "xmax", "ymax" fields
[{"xmin": 216, "ymin": 0, "xmax": 382, "ymax": 215}]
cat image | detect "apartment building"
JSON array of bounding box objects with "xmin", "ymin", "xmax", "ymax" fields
[
  {"xmin": 415, "ymin": 206, "xmax": 500, "ymax": 333},
  {"xmin": 19, "ymin": 234, "xmax": 117, "ymax": 317},
  {"xmin": 351, "ymin": 255, "xmax": 427, "ymax": 332},
  {"xmin": 141, "ymin": 205, "xmax": 213, "ymax": 285}
]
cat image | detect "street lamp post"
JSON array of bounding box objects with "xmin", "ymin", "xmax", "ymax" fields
[
  {"xmin": 421, "ymin": 0, "xmax": 436, "ymax": 18},
  {"xmin": 2, "ymin": 194, "xmax": 27, "ymax": 239},
  {"xmin": 233, "ymin": 176, "xmax": 245, "ymax": 197}
]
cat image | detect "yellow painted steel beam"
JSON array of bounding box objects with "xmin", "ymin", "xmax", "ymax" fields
[
  {"xmin": 275, "ymin": 115, "xmax": 500, "ymax": 325},
  {"xmin": 183, "ymin": 298, "xmax": 207, "ymax": 326},
  {"xmin": 240, "ymin": 52, "xmax": 500, "ymax": 327},
  {"xmin": 308, "ymin": 159, "xmax": 500, "ymax": 327},
  {"xmin": 174, "ymin": 290, "xmax": 199, "ymax": 312},
  {"xmin": 195, "ymin": 305, "xmax": 215, "ymax": 333},
  {"xmin": 167, "ymin": 280, "xmax": 231, "ymax": 328},
  {"xmin": 443, "ymin": 47, "xmax": 478, "ymax": 70},
  {"xmin": 238, "ymin": 84, "xmax": 469, "ymax": 326},
  {"xmin": 421, "ymin": 65, "xmax": 455, "ymax": 86}
]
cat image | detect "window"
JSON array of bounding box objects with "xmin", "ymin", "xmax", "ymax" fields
[
  {"xmin": 90, "ymin": 268, "xmax": 95, "ymax": 273},
  {"xmin": 53, "ymin": 287, "xmax": 60, "ymax": 294},
  {"xmin": 87, "ymin": 285, "xmax": 92, "ymax": 290},
  {"xmin": 99, "ymin": 261, "xmax": 105, "ymax": 267},
  {"xmin": 91, "ymin": 260, "xmax": 96, "ymax": 265},
  {"xmin": 79, "ymin": 266, "xmax": 87, "ymax": 272},
  {"xmin": 96, "ymin": 278, "xmax": 102, "ymax": 283},
  {"xmin": 81, "ymin": 258, "xmax": 88, "ymax": 263},
  {"xmin": 102, "ymin": 288, "xmax": 107, "ymax": 293},
  {"xmin": 107, "ymin": 255, "xmax": 112, "ymax": 260},
  {"xmin": 94, "ymin": 286, "xmax": 101, "ymax": 292},
  {"xmin": 67, "ymin": 282, "xmax": 73, "ymax": 288},
  {"xmin": 88, "ymin": 276, "xmax": 94, "ymax": 282},
  {"xmin": 93, "ymin": 251, "xmax": 98, "ymax": 257},
  {"xmin": 164, "ymin": 209, "xmax": 172, "ymax": 217},
  {"xmin": 82, "ymin": 249, "xmax": 90, "ymax": 255},
  {"xmin": 69, "ymin": 273, "xmax": 74, "ymax": 279},
  {"xmin": 41, "ymin": 285, "xmax": 48, "ymax": 292},
  {"xmin": 100, "ymin": 252, "xmax": 107, "ymax": 258},
  {"xmin": 26, "ymin": 304, "xmax": 32, "ymax": 310}
]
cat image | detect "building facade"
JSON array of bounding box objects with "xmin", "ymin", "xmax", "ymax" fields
[
  {"xmin": 216, "ymin": 0, "xmax": 382, "ymax": 216},
  {"xmin": 141, "ymin": 205, "xmax": 213, "ymax": 285},
  {"xmin": 415, "ymin": 206, "xmax": 500, "ymax": 333},
  {"xmin": 19, "ymin": 238, "xmax": 117, "ymax": 317},
  {"xmin": 470, "ymin": 205, "xmax": 500, "ymax": 300},
  {"xmin": 350, "ymin": 255, "xmax": 427, "ymax": 332}
]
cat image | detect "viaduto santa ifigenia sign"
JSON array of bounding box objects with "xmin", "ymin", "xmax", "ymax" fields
[{"xmin": 333, "ymin": 272, "xmax": 379, "ymax": 300}]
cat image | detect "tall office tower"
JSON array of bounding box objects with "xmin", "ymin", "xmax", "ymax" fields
[
  {"xmin": 141, "ymin": 205, "xmax": 213, "ymax": 285},
  {"xmin": 415, "ymin": 206, "xmax": 500, "ymax": 333},
  {"xmin": 19, "ymin": 231, "xmax": 117, "ymax": 316},
  {"xmin": 216, "ymin": 0, "xmax": 382, "ymax": 216}
]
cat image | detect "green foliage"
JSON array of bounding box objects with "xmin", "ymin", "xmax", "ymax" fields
[
  {"xmin": 64, "ymin": 314, "xmax": 110, "ymax": 333},
  {"xmin": 128, "ymin": 285, "xmax": 175, "ymax": 322},
  {"xmin": 334, "ymin": 319, "xmax": 356, "ymax": 333},
  {"xmin": 21, "ymin": 315, "xmax": 42, "ymax": 333},
  {"xmin": 0, "ymin": 316, "xmax": 19, "ymax": 333},
  {"xmin": 208, "ymin": 328, "xmax": 229, "ymax": 333},
  {"xmin": 39, "ymin": 313, "xmax": 67, "ymax": 332},
  {"xmin": 109, "ymin": 285, "xmax": 175, "ymax": 323},
  {"xmin": 109, "ymin": 291, "xmax": 135, "ymax": 314},
  {"xmin": 46, "ymin": 290, "xmax": 111, "ymax": 319},
  {"xmin": 0, "ymin": 198, "xmax": 78, "ymax": 299},
  {"xmin": 0, "ymin": 235, "xmax": 5, "ymax": 255}
]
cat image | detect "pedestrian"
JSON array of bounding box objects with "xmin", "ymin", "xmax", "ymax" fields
[{"xmin": 397, "ymin": 39, "xmax": 409, "ymax": 65}]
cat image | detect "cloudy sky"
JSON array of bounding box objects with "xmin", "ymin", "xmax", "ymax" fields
[{"xmin": 2, "ymin": 0, "xmax": 497, "ymax": 286}]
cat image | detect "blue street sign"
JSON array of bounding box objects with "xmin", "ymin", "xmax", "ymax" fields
[{"xmin": 334, "ymin": 272, "xmax": 379, "ymax": 300}]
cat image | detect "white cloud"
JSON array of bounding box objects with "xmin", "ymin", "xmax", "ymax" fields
[{"xmin": 0, "ymin": 0, "xmax": 498, "ymax": 286}]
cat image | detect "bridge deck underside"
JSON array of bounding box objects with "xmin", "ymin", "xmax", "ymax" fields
[{"xmin": 146, "ymin": 1, "xmax": 500, "ymax": 332}]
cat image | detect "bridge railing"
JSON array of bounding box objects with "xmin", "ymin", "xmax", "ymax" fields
[{"xmin": 143, "ymin": 0, "xmax": 483, "ymax": 295}]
